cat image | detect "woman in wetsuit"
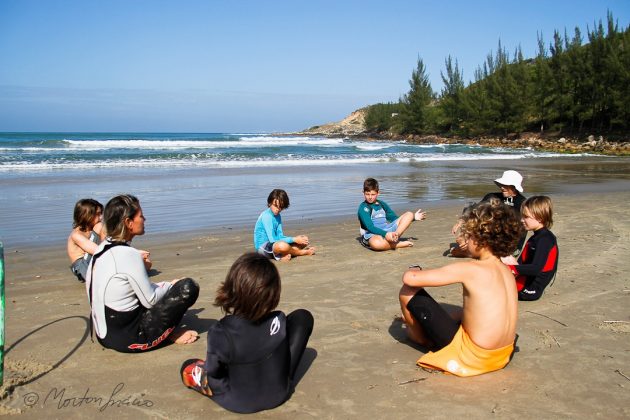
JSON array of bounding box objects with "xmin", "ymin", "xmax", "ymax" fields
[{"xmin": 86, "ymin": 194, "xmax": 199, "ymax": 352}]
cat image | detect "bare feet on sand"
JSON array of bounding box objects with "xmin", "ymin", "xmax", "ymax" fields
[
  {"xmin": 170, "ymin": 329, "xmax": 199, "ymax": 344},
  {"xmin": 396, "ymin": 241, "xmax": 414, "ymax": 249}
]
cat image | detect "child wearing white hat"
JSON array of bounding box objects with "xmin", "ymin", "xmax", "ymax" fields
[{"xmin": 449, "ymin": 170, "xmax": 526, "ymax": 258}]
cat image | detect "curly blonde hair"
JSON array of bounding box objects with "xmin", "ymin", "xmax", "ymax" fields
[{"xmin": 459, "ymin": 199, "xmax": 524, "ymax": 257}]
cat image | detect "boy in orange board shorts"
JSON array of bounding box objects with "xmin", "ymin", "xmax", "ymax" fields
[{"xmin": 398, "ymin": 200, "xmax": 523, "ymax": 376}]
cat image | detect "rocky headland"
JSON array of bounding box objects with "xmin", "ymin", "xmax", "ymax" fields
[{"xmin": 296, "ymin": 108, "xmax": 630, "ymax": 156}]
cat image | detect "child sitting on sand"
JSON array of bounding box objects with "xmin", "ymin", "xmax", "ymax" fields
[
  {"xmin": 253, "ymin": 189, "xmax": 315, "ymax": 261},
  {"xmin": 67, "ymin": 198, "xmax": 105, "ymax": 282},
  {"xmin": 68, "ymin": 198, "xmax": 152, "ymax": 282},
  {"xmin": 358, "ymin": 177, "xmax": 426, "ymax": 251},
  {"xmin": 501, "ymin": 196, "xmax": 559, "ymax": 301},
  {"xmin": 398, "ymin": 200, "xmax": 523, "ymax": 376},
  {"xmin": 448, "ymin": 170, "xmax": 526, "ymax": 257},
  {"xmin": 180, "ymin": 252, "xmax": 314, "ymax": 413}
]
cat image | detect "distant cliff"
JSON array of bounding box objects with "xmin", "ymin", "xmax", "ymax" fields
[
  {"xmin": 301, "ymin": 108, "xmax": 367, "ymax": 136},
  {"xmin": 298, "ymin": 108, "xmax": 630, "ymax": 156}
]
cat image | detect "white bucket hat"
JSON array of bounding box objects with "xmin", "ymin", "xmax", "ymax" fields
[{"xmin": 494, "ymin": 170, "xmax": 524, "ymax": 193}]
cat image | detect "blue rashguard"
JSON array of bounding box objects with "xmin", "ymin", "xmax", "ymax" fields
[{"xmin": 253, "ymin": 208, "xmax": 294, "ymax": 250}]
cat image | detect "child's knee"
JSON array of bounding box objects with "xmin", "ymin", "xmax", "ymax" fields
[
  {"xmin": 177, "ymin": 278, "xmax": 200, "ymax": 303},
  {"xmin": 288, "ymin": 309, "xmax": 314, "ymax": 331},
  {"xmin": 273, "ymin": 241, "xmax": 291, "ymax": 254}
]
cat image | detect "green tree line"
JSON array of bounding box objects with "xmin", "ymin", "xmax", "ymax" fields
[{"xmin": 365, "ymin": 12, "xmax": 630, "ymax": 139}]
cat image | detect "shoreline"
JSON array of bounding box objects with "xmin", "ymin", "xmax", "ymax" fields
[
  {"xmin": 3, "ymin": 155, "xmax": 630, "ymax": 250},
  {"xmin": 1, "ymin": 189, "xmax": 629, "ymax": 417}
]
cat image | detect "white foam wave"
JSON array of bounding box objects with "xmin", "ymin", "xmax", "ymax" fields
[
  {"xmin": 354, "ymin": 144, "xmax": 391, "ymax": 151},
  {"xmin": 0, "ymin": 152, "xmax": 581, "ymax": 172},
  {"xmin": 62, "ymin": 137, "xmax": 344, "ymax": 149}
]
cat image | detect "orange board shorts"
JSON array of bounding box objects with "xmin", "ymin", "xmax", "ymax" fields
[{"xmin": 417, "ymin": 325, "xmax": 515, "ymax": 377}]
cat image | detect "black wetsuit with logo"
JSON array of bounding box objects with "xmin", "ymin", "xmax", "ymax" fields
[{"xmin": 204, "ymin": 309, "xmax": 313, "ymax": 413}]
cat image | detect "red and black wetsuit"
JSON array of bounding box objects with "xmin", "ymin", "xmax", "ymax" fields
[{"xmin": 509, "ymin": 228, "xmax": 559, "ymax": 301}]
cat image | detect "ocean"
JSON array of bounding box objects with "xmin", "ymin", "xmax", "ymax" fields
[
  {"xmin": 1, "ymin": 132, "xmax": 628, "ymax": 249},
  {"xmin": 0, "ymin": 132, "xmax": 556, "ymax": 171}
]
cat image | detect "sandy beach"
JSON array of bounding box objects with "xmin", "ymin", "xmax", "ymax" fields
[{"xmin": 1, "ymin": 179, "xmax": 629, "ymax": 418}]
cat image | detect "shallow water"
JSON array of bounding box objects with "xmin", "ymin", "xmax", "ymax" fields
[{"xmin": 1, "ymin": 155, "xmax": 629, "ymax": 248}]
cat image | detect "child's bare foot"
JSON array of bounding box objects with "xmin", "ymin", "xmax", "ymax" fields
[
  {"xmin": 170, "ymin": 329, "xmax": 199, "ymax": 344},
  {"xmin": 301, "ymin": 247, "xmax": 316, "ymax": 256},
  {"xmin": 396, "ymin": 240, "xmax": 414, "ymax": 249},
  {"xmin": 279, "ymin": 254, "xmax": 292, "ymax": 262}
]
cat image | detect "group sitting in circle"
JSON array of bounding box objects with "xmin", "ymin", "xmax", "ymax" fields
[{"xmin": 70, "ymin": 168, "xmax": 558, "ymax": 413}]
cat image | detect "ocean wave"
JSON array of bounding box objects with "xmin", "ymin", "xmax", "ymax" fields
[
  {"xmin": 61, "ymin": 136, "xmax": 344, "ymax": 149},
  {"xmin": 0, "ymin": 152, "xmax": 583, "ymax": 172}
]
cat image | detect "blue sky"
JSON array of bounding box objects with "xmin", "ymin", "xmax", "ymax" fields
[{"xmin": 1, "ymin": 1, "xmax": 629, "ymax": 133}]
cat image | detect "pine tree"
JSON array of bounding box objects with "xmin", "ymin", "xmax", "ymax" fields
[
  {"xmin": 439, "ymin": 55, "xmax": 465, "ymax": 133},
  {"xmin": 400, "ymin": 58, "xmax": 434, "ymax": 134},
  {"xmin": 532, "ymin": 33, "xmax": 553, "ymax": 132}
]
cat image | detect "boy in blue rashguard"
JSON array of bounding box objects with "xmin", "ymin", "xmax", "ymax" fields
[
  {"xmin": 254, "ymin": 189, "xmax": 315, "ymax": 261},
  {"xmin": 358, "ymin": 178, "xmax": 426, "ymax": 251}
]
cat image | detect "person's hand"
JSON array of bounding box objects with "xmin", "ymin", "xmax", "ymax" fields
[
  {"xmin": 501, "ymin": 255, "xmax": 518, "ymax": 265},
  {"xmin": 170, "ymin": 277, "xmax": 187, "ymax": 285},
  {"xmin": 295, "ymin": 235, "xmax": 309, "ymax": 246},
  {"xmin": 139, "ymin": 250, "xmax": 152, "ymax": 271},
  {"xmin": 414, "ymin": 209, "xmax": 427, "ymax": 221},
  {"xmin": 385, "ymin": 231, "xmax": 399, "ymax": 242}
]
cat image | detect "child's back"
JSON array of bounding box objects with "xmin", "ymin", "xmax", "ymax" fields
[
  {"xmin": 399, "ymin": 200, "xmax": 523, "ymax": 376},
  {"xmin": 205, "ymin": 311, "xmax": 291, "ymax": 413},
  {"xmin": 180, "ymin": 253, "xmax": 314, "ymax": 413},
  {"xmin": 460, "ymin": 257, "xmax": 518, "ymax": 349}
]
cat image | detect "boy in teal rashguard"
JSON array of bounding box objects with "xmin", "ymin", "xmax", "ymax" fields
[
  {"xmin": 358, "ymin": 178, "xmax": 426, "ymax": 251},
  {"xmin": 254, "ymin": 189, "xmax": 315, "ymax": 261}
]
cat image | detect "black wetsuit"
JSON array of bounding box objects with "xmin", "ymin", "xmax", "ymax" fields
[
  {"xmin": 204, "ymin": 309, "xmax": 313, "ymax": 413},
  {"xmin": 481, "ymin": 192, "xmax": 526, "ymax": 215},
  {"xmin": 511, "ymin": 228, "xmax": 559, "ymax": 301}
]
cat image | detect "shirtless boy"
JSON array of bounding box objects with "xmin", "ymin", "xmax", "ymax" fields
[
  {"xmin": 67, "ymin": 198, "xmax": 105, "ymax": 282},
  {"xmin": 398, "ymin": 200, "xmax": 523, "ymax": 376}
]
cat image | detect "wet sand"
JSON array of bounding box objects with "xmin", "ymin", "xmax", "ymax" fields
[{"xmin": 1, "ymin": 187, "xmax": 629, "ymax": 418}]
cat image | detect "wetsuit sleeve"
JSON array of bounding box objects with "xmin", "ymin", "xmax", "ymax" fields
[
  {"xmin": 205, "ymin": 322, "xmax": 230, "ymax": 378},
  {"xmin": 123, "ymin": 248, "xmax": 171, "ymax": 308},
  {"xmin": 358, "ymin": 202, "xmax": 388, "ymax": 237},
  {"xmin": 379, "ymin": 200, "xmax": 399, "ymax": 222},
  {"xmin": 514, "ymin": 234, "xmax": 557, "ymax": 277}
]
